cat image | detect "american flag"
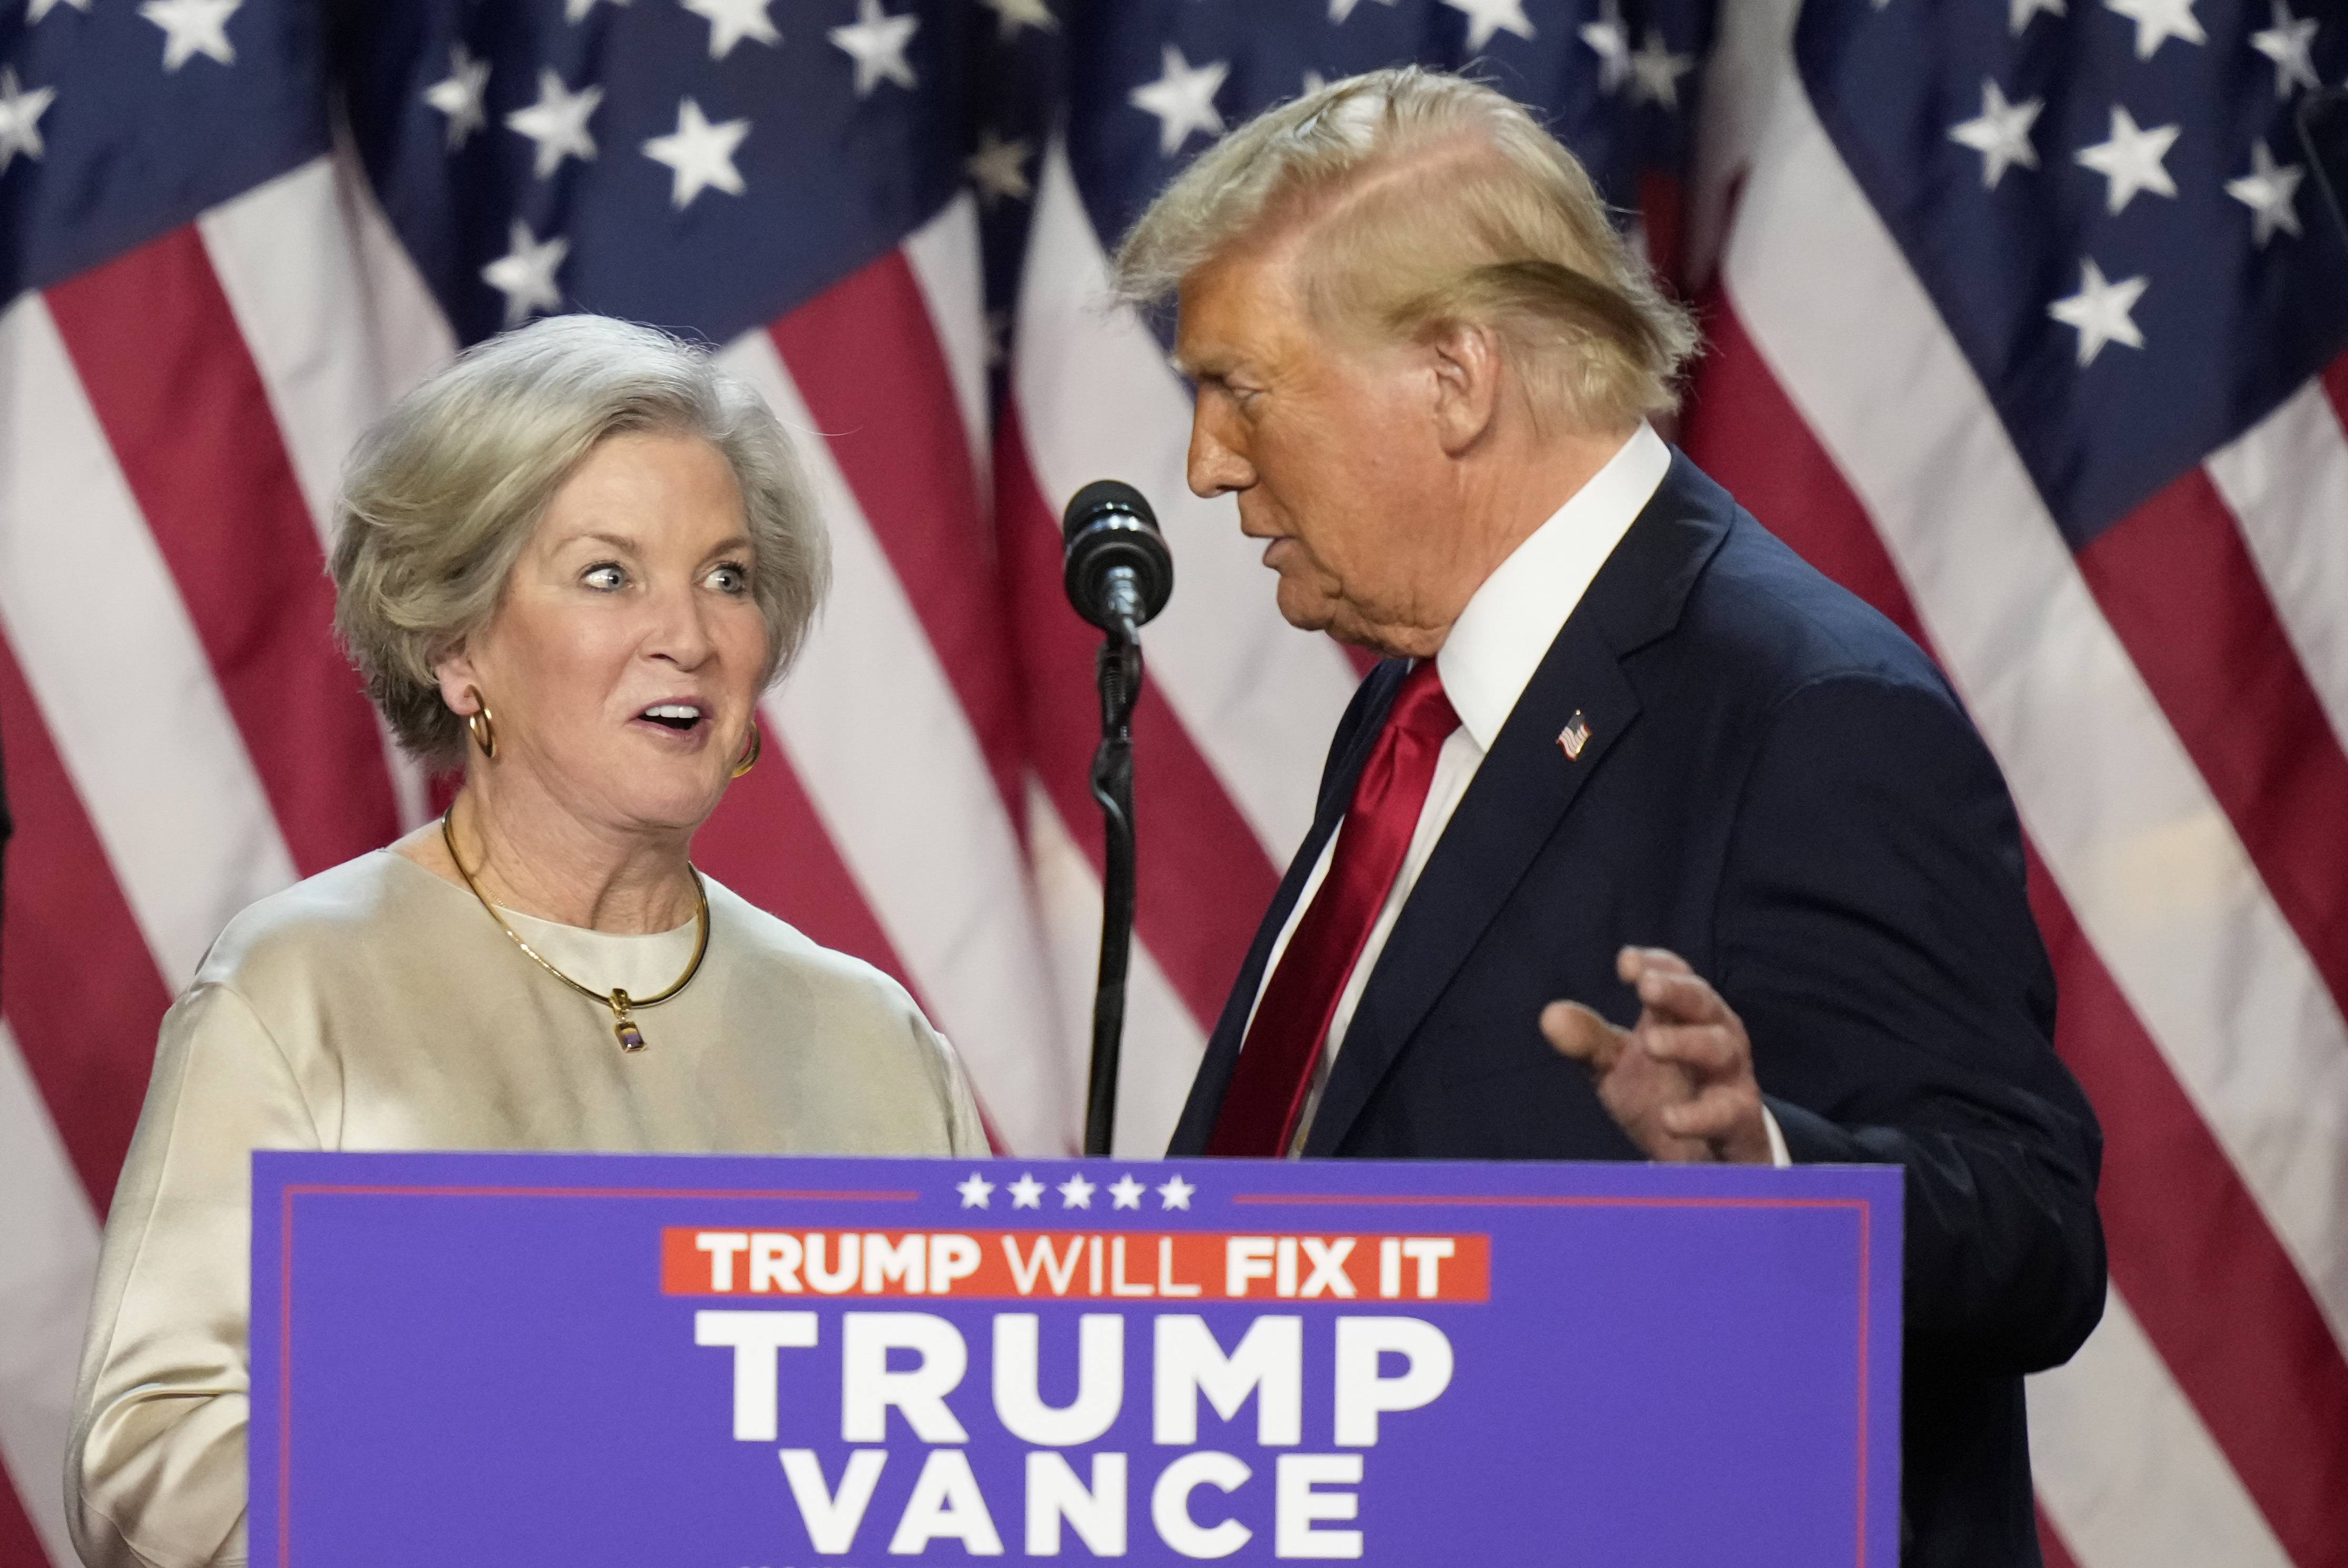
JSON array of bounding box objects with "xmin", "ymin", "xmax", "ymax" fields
[
  {"xmin": 1678, "ymin": 2, "xmax": 2348, "ymax": 1565},
  {"xmin": 0, "ymin": 3, "xmax": 2341, "ymax": 1567}
]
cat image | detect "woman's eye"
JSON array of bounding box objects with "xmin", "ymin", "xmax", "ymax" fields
[
  {"xmin": 583, "ymin": 563, "xmax": 626, "ymax": 591},
  {"xmin": 707, "ymin": 563, "xmax": 750, "ymax": 594}
]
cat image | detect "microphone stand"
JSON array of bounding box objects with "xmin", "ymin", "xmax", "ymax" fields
[
  {"xmin": 1084, "ymin": 607, "xmax": 1143, "ymax": 1157},
  {"xmin": 1061, "ymin": 481, "xmax": 1170, "ymax": 1160}
]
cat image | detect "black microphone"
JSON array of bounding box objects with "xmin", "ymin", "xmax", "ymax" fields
[{"xmin": 1062, "ymin": 480, "xmax": 1173, "ymax": 640}]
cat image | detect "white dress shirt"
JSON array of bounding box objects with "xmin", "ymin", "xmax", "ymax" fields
[{"xmin": 1246, "ymin": 423, "xmax": 1788, "ymax": 1164}]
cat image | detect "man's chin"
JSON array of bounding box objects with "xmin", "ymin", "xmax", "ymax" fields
[
  {"xmin": 1325, "ymin": 615, "xmax": 1442, "ymax": 662},
  {"xmin": 1272, "ymin": 587, "xmax": 1341, "ymax": 637},
  {"xmin": 1270, "ymin": 582, "xmax": 1427, "ymax": 659}
]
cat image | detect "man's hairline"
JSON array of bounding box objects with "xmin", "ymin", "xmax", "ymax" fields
[
  {"xmin": 1161, "ymin": 126, "xmax": 1544, "ymax": 376},
  {"xmin": 1168, "ymin": 213, "xmax": 1463, "ymax": 389}
]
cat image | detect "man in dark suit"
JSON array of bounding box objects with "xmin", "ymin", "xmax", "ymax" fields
[{"xmin": 1114, "ymin": 67, "xmax": 2104, "ymax": 1568}]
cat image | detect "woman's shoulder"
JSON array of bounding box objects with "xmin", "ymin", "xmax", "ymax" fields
[
  {"xmin": 197, "ymin": 850, "xmax": 452, "ymax": 984},
  {"xmin": 701, "ymin": 877, "xmax": 923, "ymax": 1015},
  {"xmin": 701, "ymin": 877, "xmax": 984, "ymax": 1155}
]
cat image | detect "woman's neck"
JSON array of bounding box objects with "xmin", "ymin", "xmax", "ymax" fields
[{"xmin": 397, "ymin": 779, "xmax": 700, "ymax": 934}]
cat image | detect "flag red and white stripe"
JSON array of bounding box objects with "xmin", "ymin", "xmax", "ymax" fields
[{"xmin": 5, "ymin": 18, "xmax": 2346, "ymax": 1568}]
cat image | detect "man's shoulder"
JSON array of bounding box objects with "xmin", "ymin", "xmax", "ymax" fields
[{"xmin": 1644, "ymin": 457, "xmax": 1950, "ymax": 708}]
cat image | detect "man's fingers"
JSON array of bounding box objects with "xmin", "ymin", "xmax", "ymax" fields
[
  {"xmin": 1548, "ymin": 967, "xmax": 1756, "ymax": 1162},
  {"xmin": 1541, "ymin": 1001, "xmax": 1623, "ymax": 1072},
  {"xmin": 1616, "ymin": 945, "xmax": 1695, "ymax": 986},
  {"xmin": 1660, "ymin": 1083, "xmax": 1755, "ymax": 1143},
  {"xmin": 1641, "ymin": 1022, "xmax": 1744, "ymax": 1079},
  {"xmin": 1660, "ymin": 1083, "xmax": 1774, "ymax": 1164},
  {"xmin": 1634, "ymin": 965, "xmax": 1731, "ymax": 1025}
]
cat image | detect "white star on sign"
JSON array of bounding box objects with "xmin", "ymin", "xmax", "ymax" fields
[
  {"xmin": 28, "ymin": 0, "xmax": 93, "ymax": 25},
  {"xmin": 1329, "ymin": 0, "xmax": 1397, "ymax": 22},
  {"xmin": 1443, "ymin": 0, "xmax": 1535, "ymax": 52},
  {"xmin": 0, "ymin": 69, "xmax": 57, "ymax": 175},
  {"xmin": 966, "ymin": 127, "xmax": 1033, "ymax": 209},
  {"xmin": 643, "ymin": 97, "xmax": 749, "ymax": 208},
  {"xmin": 831, "ymin": 0, "xmax": 920, "ymax": 97},
  {"xmin": 956, "ymin": 1172, "xmax": 995, "ymax": 1209},
  {"xmin": 2048, "ymin": 257, "xmax": 2147, "ymax": 366},
  {"xmin": 1057, "ymin": 1173, "xmax": 1096, "ymax": 1209},
  {"xmin": 1108, "ymin": 1175, "xmax": 1146, "ymax": 1210},
  {"xmin": 1008, "ymin": 1172, "xmax": 1045, "ymax": 1209},
  {"xmin": 1130, "ymin": 45, "xmax": 1227, "ymax": 157},
  {"xmin": 423, "ymin": 44, "xmax": 491, "ymax": 151},
  {"xmin": 982, "ymin": 0, "xmax": 1057, "ymax": 37},
  {"xmin": 2250, "ymin": 0, "xmax": 2321, "ymax": 99},
  {"xmin": 1949, "ymin": 78, "xmax": 2042, "ymax": 189},
  {"xmin": 481, "ymin": 220, "xmax": 567, "ymax": 328},
  {"xmin": 1630, "ymin": 29, "xmax": 1695, "ymax": 108},
  {"xmin": 506, "ymin": 69, "xmax": 602, "ymax": 179},
  {"xmin": 2103, "ymin": 0, "xmax": 2206, "ymax": 60},
  {"xmin": 565, "ymin": 0, "xmax": 627, "ymax": 22},
  {"xmin": 684, "ymin": 0, "xmax": 780, "ymax": 59},
  {"xmin": 1156, "ymin": 1174, "xmax": 1196, "ymax": 1211},
  {"xmin": 139, "ymin": 0, "xmax": 239, "ymax": 71},
  {"xmin": 2010, "ymin": 0, "xmax": 2065, "ymax": 31},
  {"xmin": 1579, "ymin": 0, "xmax": 1632, "ymax": 94},
  {"xmin": 2227, "ymin": 138, "xmax": 2304, "ymax": 246},
  {"xmin": 2074, "ymin": 106, "xmax": 2179, "ymax": 214}
]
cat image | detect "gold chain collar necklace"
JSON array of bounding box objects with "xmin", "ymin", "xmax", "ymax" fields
[{"xmin": 439, "ymin": 809, "xmax": 711, "ymax": 1053}]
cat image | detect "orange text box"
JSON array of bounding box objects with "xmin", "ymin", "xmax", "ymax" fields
[{"xmin": 660, "ymin": 1228, "xmax": 1488, "ymax": 1303}]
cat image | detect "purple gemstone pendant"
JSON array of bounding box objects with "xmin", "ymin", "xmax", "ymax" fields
[{"xmin": 609, "ymin": 988, "xmax": 646, "ymax": 1052}]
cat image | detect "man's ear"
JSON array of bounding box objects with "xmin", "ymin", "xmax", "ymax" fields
[{"xmin": 1426, "ymin": 319, "xmax": 1504, "ymax": 458}]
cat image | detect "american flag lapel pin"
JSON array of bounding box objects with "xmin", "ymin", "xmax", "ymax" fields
[{"xmin": 1557, "ymin": 710, "xmax": 1592, "ymax": 761}]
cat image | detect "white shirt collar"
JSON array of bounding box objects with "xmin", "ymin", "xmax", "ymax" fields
[{"xmin": 1434, "ymin": 422, "xmax": 1672, "ymax": 751}]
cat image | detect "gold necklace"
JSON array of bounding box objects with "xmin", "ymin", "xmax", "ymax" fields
[{"xmin": 440, "ymin": 808, "xmax": 710, "ymax": 1053}]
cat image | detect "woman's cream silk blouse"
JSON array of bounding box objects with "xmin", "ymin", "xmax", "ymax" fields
[{"xmin": 66, "ymin": 850, "xmax": 987, "ymax": 1568}]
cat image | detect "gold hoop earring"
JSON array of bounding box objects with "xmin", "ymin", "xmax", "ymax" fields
[
  {"xmin": 732, "ymin": 724, "xmax": 762, "ymax": 778},
  {"xmin": 465, "ymin": 691, "xmax": 498, "ymax": 762}
]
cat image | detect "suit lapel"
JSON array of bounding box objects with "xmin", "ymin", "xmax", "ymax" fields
[
  {"xmin": 1300, "ymin": 626, "xmax": 1638, "ymax": 1153},
  {"xmin": 1302, "ymin": 453, "xmax": 1734, "ymax": 1155}
]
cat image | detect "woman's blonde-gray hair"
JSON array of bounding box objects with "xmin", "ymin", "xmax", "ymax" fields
[
  {"xmin": 331, "ymin": 314, "xmax": 829, "ymax": 764},
  {"xmin": 1113, "ymin": 67, "xmax": 1698, "ymax": 432}
]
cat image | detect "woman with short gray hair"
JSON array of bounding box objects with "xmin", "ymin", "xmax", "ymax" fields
[{"xmin": 67, "ymin": 315, "xmax": 985, "ymax": 1568}]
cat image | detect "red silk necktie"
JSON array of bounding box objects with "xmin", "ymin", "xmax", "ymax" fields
[{"xmin": 1207, "ymin": 661, "xmax": 1461, "ymax": 1156}]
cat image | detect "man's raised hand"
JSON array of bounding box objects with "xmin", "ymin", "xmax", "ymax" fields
[{"xmin": 1540, "ymin": 946, "xmax": 1772, "ymax": 1165}]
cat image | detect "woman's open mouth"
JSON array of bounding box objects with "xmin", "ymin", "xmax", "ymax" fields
[{"xmin": 638, "ymin": 702, "xmax": 706, "ymax": 734}]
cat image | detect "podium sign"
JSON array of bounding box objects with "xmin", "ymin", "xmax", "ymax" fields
[{"xmin": 251, "ymin": 1152, "xmax": 1900, "ymax": 1566}]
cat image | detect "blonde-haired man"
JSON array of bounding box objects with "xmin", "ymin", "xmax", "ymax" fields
[{"xmin": 1130, "ymin": 69, "xmax": 2102, "ymax": 1568}]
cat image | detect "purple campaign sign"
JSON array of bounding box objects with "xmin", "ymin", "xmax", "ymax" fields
[{"xmin": 250, "ymin": 1152, "xmax": 1900, "ymax": 1567}]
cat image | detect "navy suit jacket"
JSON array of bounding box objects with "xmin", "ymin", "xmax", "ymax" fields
[{"xmin": 1168, "ymin": 451, "xmax": 2106, "ymax": 1567}]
